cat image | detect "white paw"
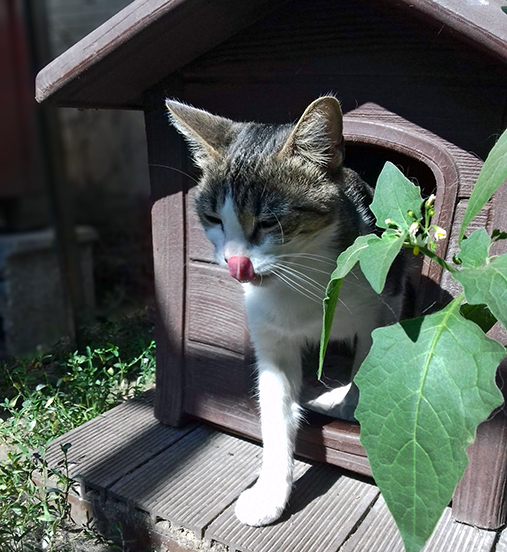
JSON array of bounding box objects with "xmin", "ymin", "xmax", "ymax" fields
[{"xmin": 234, "ymin": 483, "xmax": 288, "ymax": 526}]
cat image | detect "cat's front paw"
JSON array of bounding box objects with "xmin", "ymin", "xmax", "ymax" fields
[{"xmin": 234, "ymin": 483, "xmax": 288, "ymax": 526}]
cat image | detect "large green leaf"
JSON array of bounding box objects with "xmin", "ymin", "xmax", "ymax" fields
[
  {"xmin": 359, "ymin": 231, "xmax": 406, "ymax": 294},
  {"xmin": 370, "ymin": 162, "xmax": 424, "ymax": 230},
  {"xmin": 355, "ymin": 297, "xmax": 505, "ymax": 552},
  {"xmin": 459, "ymin": 129, "xmax": 507, "ymax": 244},
  {"xmin": 319, "ymin": 235, "xmax": 373, "ymax": 375},
  {"xmin": 329, "ymin": 234, "xmax": 373, "ymax": 280},
  {"xmin": 457, "ymin": 228, "xmax": 491, "ymax": 268},
  {"xmin": 319, "ymin": 277, "xmax": 345, "ymax": 377},
  {"xmin": 453, "ymin": 253, "xmax": 507, "ymax": 331}
]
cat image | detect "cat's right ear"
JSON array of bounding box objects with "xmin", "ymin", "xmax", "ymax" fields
[
  {"xmin": 166, "ymin": 99, "xmax": 236, "ymax": 169},
  {"xmin": 279, "ymin": 96, "xmax": 344, "ymax": 171}
]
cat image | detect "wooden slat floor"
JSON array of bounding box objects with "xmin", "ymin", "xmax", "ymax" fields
[{"xmin": 45, "ymin": 390, "xmax": 505, "ymax": 552}]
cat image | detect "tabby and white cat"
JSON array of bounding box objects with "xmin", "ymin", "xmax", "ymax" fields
[{"xmin": 166, "ymin": 97, "xmax": 405, "ymax": 527}]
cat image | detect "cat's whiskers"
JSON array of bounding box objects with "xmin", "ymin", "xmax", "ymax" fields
[
  {"xmin": 274, "ymin": 253, "xmax": 398, "ymax": 318},
  {"xmin": 270, "ymin": 266, "xmax": 350, "ymax": 314},
  {"xmin": 277, "ymin": 260, "xmax": 331, "ymax": 276},
  {"xmin": 148, "ymin": 163, "xmax": 200, "ymax": 185},
  {"xmin": 276, "ymin": 253, "xmax": 336, "ymax": 265},
  {"xmin": 275, "ymin": 262, "xmax": 352, "ymax": 314},
  {"xmin": 270, "ymin": 269, "xmax": 323, "ymax": 304},
  {"xmin": 267, "ymin": 208, "xmax": 285, "ymax": 244},
  {"xmin": 274, "ymin": 264, "xmax": 327, "ymax": 293}
]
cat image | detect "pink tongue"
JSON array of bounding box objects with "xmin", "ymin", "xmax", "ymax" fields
[{"xmin": 228, "ymin": 256, "xmax": 256, "ymax": 282}]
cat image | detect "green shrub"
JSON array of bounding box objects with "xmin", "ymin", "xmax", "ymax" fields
[{"xmin": 0, "ymin": 328, "xmax": 155, "ymax": 551}]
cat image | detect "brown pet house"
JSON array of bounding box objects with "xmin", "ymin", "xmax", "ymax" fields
[{"xmin": 36, "ymin": 0, "xmax": 507, "ymax": 530}]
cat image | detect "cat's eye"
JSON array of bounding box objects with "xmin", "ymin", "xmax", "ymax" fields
[
  {"xmin": 203, "ymin": 214, "xmax": 222, "ymax": 226},
  {"xmin": 257, "ymin": 218, "xmax": 279, "ymax": 231}
]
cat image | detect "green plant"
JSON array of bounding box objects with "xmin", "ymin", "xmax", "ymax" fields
[
  {"xmin": 320, "ymin": 129, "xmax": 507, "ymax": 552},
  {"xmin": 0, "ymin": 337, "xmax": 155, "ymax": 551}
]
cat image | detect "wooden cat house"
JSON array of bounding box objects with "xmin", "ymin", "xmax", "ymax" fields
[{"xmin": 36, "ymin": 0, "xmax": 507, "ymax": 531}]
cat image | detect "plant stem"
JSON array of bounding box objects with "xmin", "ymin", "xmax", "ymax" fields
[{"xmin": 405, "ymin": 243, "xmax": 457, "ymax": 273}]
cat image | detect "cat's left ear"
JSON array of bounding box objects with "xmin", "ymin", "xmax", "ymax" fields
[
  {"xmin": 280, "ymin": 96, "xmax": 344, "ymax": 170},
  {"xmin": 166, "ymin": 99, "xmax": 238, "ymax": 169}
]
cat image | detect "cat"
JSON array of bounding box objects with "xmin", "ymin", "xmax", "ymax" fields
[{"xmin": 166, "ymin": 96, "xmax": 406, "ymax": 527}]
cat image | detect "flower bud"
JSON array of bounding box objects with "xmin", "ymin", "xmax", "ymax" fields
[{"xmin": 426, "ymin": 194, "xmax": 436, "ymax": 207}]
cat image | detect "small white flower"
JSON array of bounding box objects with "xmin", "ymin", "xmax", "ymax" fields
[
  {"xmin": 426, "ymin": 194, "xmax": 436, "ymax": 207},
  {"xmin": 434, "ymin": 227, "xmax": 447, "ymax": 241},
  {"xmin": 409, "ymin": 222, "xmax": 419, "ymax": 238}
]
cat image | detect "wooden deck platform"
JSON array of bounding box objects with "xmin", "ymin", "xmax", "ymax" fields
[{"xmin": 44, "ymin": 389, "xmax": 506, "ymax": 552}]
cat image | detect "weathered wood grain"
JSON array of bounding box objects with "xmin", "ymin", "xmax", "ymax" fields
[
  {"xmin": 186, "ymin": 262, "xmax": 247, "ymax": 354},
  {"xmin": 42, "ymin": 391, "xmax": 504, "ymax": 550},
  {"xmin": 340, "ymin": 495, "xmax": 497, "ymax": 552},
  {"xmin": 45, "ymin": 390, "xmax": 196, "ymax": 490},
  {"xmin": 183, "ymin": 381, "xmax": 371, "ymax": 476},
  {"xmin": 109, "ymin": 426, "xmax": 262, "ymax": 538},
  {"xmin": 187, "ymin": 185, "xmax": 216, "ymax": 263},
  {"xmin": 184, "ymin": 0, "xmax": 505, "ymax": 84},
  {"xmin": 452, "ymin": 395, "xmax": 507, "ymax": 530},
  {"xmin": 36, "ymin": 0, "xmax": 507, "ymax": 110},
  {"xmin": 35, "ymin": 0, "xmax": 288, "ymax": 108},
  {"xmin": 393, "ymin": 0, "xmax": 507, "ymax": 65},
  {"xmin": 206, "ymin": 461, "xmax": 379, "ymax": 552},
  {"xmin": 496, "ymin": 527, "xmax": 507, "ymax": 552},
  {"xmin": 146, "ymin": 110, "xmax": 187, "ymax": 426}
]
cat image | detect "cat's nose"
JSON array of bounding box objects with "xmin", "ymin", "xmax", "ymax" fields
[{"xmin": 227, "ymin": 256, "xmax": 257, "ymax": 282}]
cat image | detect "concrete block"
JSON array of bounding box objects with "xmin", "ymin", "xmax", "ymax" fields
[{"xmin": 0, "ymin": 226, "xmax": 96, "ymax": 356}]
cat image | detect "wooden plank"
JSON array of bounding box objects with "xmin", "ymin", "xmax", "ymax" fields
[
  {"xmin": 45, "ymin": 390, "xmax": 197, "ymax": 490},
  {"xmin": 146, "ymin": 110, "xmax": 187, "ymax": 427},
  {"xmin": 35, "ymin": 0, "xmax": 287, "ymax": 108},
  {"xmin": 452, "ymin": 361, "xmax": 507, "ymax": 529},
  {"xmin": 392, "ymin": 0, "xmax": 507, "ymax": 65},
  {"xmin": 109, "ymin": 426, "xmax": 262, "ymax": 538},
  {"xmin": 186, "ymin": 262, "xmax": 247, "ymax": 354},
  {"xmin": 181, "ymin": 77, "xmax": 504, "ymax": 161},
  {"xmin": 35, "ymin": 0, "xmax": 507, "ymax": 113},
  {"xmin": 496, "ymin": 527, "xmax": 507, "ymax": 552},
  {"xmin": 183, "ymin": 387, "xmax": 371, "ymax": 475},
  {"xmin": 183, "ymin": 0, "xmax": 504, "ymax": 84},
  {"xmin": 340, "ymin": 495, "xmax": 497, "ymax": 552},
  {"xmin": 185, "ymin": 341, "xmax": 252, "ymax": 405},
  {"xmin": 187, "ymin": 185, "xmax": 215, "ymax": 263},
  {"xmin": 206, "ymin": 461, "xmax": 378, "ymax": 552}
]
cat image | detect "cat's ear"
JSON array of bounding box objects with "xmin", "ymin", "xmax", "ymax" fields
[
  {"xmin": 166, "ymin": 99, "xmax": 236, "ymax": 168},
  {"xmin": 280, "ymin": 96, "xmax": 344, "ymax": 170}
]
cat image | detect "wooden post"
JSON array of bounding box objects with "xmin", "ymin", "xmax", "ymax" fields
[
  {"xmin": 452, "ymin": 361, "xmax": 507, "ymax": 529},
  {"xmin": 452, "ymin": 184, "xmax": 507, "ymax": 529},
  {"xmin": 145, "ymin": 108, "xmax": 187, "ymax": 427}
]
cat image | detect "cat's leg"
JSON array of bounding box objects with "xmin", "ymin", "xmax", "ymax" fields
[
  {"xmin": 235, "ymin": 341, "xmax": 302, "ymax": 526},
  {"xmin": 332, "ymin": 329, "xmax": 372, "ymax": 420},
  {"xmin": 303, "ymin": 329, "xmax": 373, "ymax": 422}
]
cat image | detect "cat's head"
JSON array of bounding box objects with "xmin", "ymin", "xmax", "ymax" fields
[{"xmin": 166, "ymin": 97, "xmax": 346, "ymax": 284}]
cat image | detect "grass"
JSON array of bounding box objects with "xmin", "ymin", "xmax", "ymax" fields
[{"xmin": 0, "ymin": 310, "xmax": 156, "ymax": 551}]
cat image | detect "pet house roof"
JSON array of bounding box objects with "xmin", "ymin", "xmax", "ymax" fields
[{"xmin": 35, "ymin": 0, "xmax": 507, "ymax": 110}]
